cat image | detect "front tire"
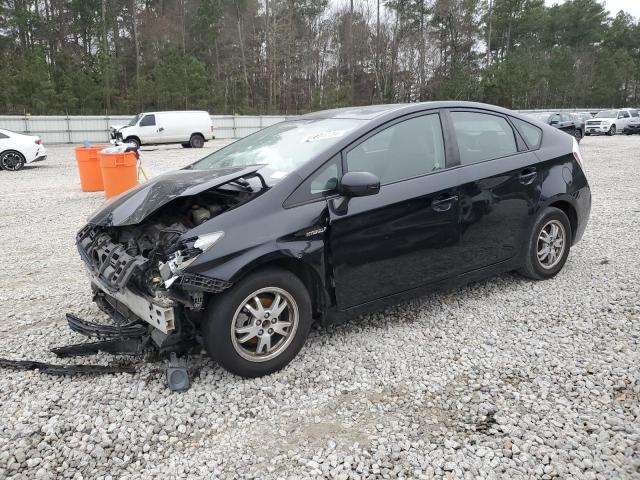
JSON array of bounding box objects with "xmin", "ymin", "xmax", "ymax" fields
[
  {"xmin": 607, "ymin": 125, "xmax": 616, "ymax": 136},
  {"xmin": 518, "ymin": 207, "xmax": 572, "ymax": 280},
  {"xmin": 202, "ymin": 268, "xmax": 312, "ymax": 378},
  {"xmin": 0, "ymin": 150, "xmax": 26, "ymax": 171},
  {"xmin": 124, "ymin": 137, "xmax": 141, "ymax": 149}
]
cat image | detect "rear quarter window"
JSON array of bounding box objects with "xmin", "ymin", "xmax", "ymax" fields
[{"xmin": 511, "ymin": 117, "xmax": 542, "ymax": 150}]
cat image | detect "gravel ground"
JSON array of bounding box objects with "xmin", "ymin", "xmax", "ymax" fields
[{"xmin": 0, "ymin": 136, "xmax": 639, "ymax": 480}]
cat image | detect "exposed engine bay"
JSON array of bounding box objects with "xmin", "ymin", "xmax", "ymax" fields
[{"xmin": 77, "ymin": 182, "xmax": 260, "ymax": 336}]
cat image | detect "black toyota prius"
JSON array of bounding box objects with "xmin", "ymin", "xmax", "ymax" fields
[{"xmin": 77, "ymin": 101, "xmax": 591, "ymax": 377}]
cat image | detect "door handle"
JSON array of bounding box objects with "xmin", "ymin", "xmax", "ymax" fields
[
  {"xmin": 158, "ymin": 127, "xmax": 164, "ymax": 132},
  {"xmin": 432, "ymin": 195, "xmax": 458, "ymax": 212},
  {"xmin": 519, "ymin": 168, "xmax": 537, "ymax": 185}
]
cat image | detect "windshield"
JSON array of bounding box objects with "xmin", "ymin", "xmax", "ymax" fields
[
  {"xmin": 127, "ymin": 114, "xmax": 141, "ymax": 126},
  {"xmin": 528, "ymin": 112, "xmax": 552, "ymax": 122},
  {"xmin": 595, "ymin": 110, "xmax": 617, "ymax": 119},
  {"xmin": 189, "ymin": 118, "xmax": 363, "ymax": 184}
]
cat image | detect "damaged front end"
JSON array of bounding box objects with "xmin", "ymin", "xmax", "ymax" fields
[{"xmin": 76, "ymin": 167, "xmax": 266, "ymax": 354}]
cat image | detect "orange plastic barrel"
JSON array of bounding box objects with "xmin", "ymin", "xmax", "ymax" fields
[
  {"xmin": 98, "ymin": 151, "xmax": 138, "ymax": 199},
  {"xmin": 74, "ymin": 146, "xmax": 106, "ymax": 192}
]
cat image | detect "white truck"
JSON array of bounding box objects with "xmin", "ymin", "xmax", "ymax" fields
[
  {"xmin": 584, "ymin": 108, "xmax": 638, "ymax": 136},
  {"xmin": 110, "ymin": 111, "xmax": 214, "ymax": 148}
]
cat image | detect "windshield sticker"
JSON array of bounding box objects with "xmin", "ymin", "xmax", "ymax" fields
[{"xmin": 303, "ymin": 130, "xmax": 347, "ymax": 142}]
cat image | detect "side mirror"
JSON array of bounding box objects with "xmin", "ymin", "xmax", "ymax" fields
[
  {"xmin": 338, "ymin": 171, "xmax": 380, "ymax": 197},
  {"xmin": 549, "ymin": 119, "xmax": 559, "ymax": 125},
  {"xmin": 618, "ymin": 115, "xmax": 624, "ymax": 119}
]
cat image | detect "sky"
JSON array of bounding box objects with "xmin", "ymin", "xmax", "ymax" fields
[{"xmin": 544, "ymin": 0, "xmax": 640, "ymax": 19}]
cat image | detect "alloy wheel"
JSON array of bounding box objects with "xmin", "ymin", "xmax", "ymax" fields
[
  {"xmin": 231, "ymin": 287, "xmax": 299, "ymax": 362},
  {"xmin": 536, "ymin": 220, "xmax": 566, "ymax": 270},
  {"xmin": 0, "ymin": 151, "xmax": 25, "ymax": 171}
]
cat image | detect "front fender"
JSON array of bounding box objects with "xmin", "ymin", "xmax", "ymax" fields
[{"xmin": 194, "ymin": 237, "xmax": 326, "ymax": 286}]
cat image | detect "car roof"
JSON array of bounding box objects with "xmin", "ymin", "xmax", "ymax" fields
[{"xmin": 298, "ymin": 101, "xmax": 523, "ymax": 121}]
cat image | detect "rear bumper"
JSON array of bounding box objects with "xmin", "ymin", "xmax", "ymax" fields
[
  {"xmin": 32, "ymin": 154, "xmax": 47, "ymax": 163},
  {"xmin": 573, "ymin": 186, "xmax": 591, "ymax": 245}
]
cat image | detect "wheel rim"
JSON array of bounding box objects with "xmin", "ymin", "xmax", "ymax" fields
[
  {"xmin": 230, "ymin": 287, "xmax": 299, "ymax": 362},
  {"xmin": 536, "ymin": 220, "xmax": 566, "ymax": 270},
  {"xmin": 1, "ymin": 152, "xmax": 24, "ymax": 171},
  {"xmin": 193, "ymin": 137, "xmax": 203, "ymax": 147},
  {"xmin": 610, "ymin": 126, "xmax": 616, "ymax": 134},
  {"xmin": 574, "ymin": 130, "xmax": 582, "ymax": 139}
]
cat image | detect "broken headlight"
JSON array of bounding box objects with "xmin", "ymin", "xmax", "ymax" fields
[{"xmin": 159, "ymin": 231, "xmax": 225, "ymax": 285}]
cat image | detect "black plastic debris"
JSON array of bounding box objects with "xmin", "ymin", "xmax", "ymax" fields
[
  {"xmin": 165, "ymin": 352, "xmax": 191, "ymax": 392},
  {"xmin": 0, "ymin": 358, "xmax": 135, "ymax": 376}
]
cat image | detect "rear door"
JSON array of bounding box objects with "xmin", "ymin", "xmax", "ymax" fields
[
  {"xmin": 617, "ymin": 110, "xmax": 631, "ymax": 129},
  {"xmin": 328, "ymin": 111, "xmax": 462, "ymax": 309},
  {"xmin": 446, "ymin": 110, "xmax": 542, "ymax": 271},
  {"xmin": 560, "ymin": 114, "xmax": 578, "ymax": 136}
]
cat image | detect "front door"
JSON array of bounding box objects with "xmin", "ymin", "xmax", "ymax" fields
[
  {"xmin": 328, "ymin": 112, "xmax": 462, "ymax": 310},
  {"xmin": 137, "ymin": 114, "xmax": 160, "ymax": 143}
]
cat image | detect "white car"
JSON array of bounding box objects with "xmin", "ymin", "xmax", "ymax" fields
[
  {"xmin": 0, "ymin": 128, "xmax": 47, "ymax": 171},
  {"xmin": 109, "ymin": 111, "xmax": 214, "ymax": 149},
  {"xmin": 585, "ymin": 108, "xmax": 638, "ymax": 136}
]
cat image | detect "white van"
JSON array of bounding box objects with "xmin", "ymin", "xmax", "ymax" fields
[{"xmin": 110, "ymin": 111, "xmax": 214, "ymax": 148}]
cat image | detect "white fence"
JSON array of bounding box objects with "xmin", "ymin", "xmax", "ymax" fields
[
  {"xmin": 0, "ymin": 109, "xmax": 608, "ymax": 144},
  {"xmin": 0, "ymin": 115, "xmax": 294, "ymax": 144}
]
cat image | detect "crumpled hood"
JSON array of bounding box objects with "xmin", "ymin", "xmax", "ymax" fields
[{"xmin": 88, "ymin": 165, "xmax": 264, "ymax": 226}]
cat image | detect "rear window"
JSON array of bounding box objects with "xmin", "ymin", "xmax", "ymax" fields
[
  {"xmin": 511, "ymin": 118, "xmax": 542, "ymax": 149},
  {"xmin": 450, "ymin": 112, "xmax": 518, "ymax": 164}
]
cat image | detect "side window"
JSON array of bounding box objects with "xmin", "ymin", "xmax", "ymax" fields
[
  {"xmin": 561, "ymin": 114, "xmax": 572, "ymax": 123},
  {"xmin": 620, "ymin": 111, "xmax": 630, "ymax": 118},
  {"xmin": 310, "ymin": 162, "xmax": 338, "ymax": 194},
  {"xmin": 285, "ymin": 156, "xmax": 341, "ymax": 206},
  {"xmin": 139, "ymin": 114, "xmax": 156, "ymax": 127},
  {"xmin": 511, "ymin": 118, "xmax": 542, "ymax": 149},
  {"xmin": 451, "ymin": 112, "xmax": 518, "ymax": 165},
  {"xmin": 549, "ymin": 114, "xmax": 561, "ymax": 124},
  {"xmin": 346, "ymin": 114, "xmax": 445, "ymax": 185},
  {"xmin": 630, "ymin": 110, "xmax": 639, "ymax": 118}
]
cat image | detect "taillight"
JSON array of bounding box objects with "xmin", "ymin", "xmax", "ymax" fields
[
  {"xmin": 35, "ymin": 138, "xmax": 41, "ymax": 145},
  {"xmin": 572, "ymin": 137, "xmax": 587, "ymax": 180}
]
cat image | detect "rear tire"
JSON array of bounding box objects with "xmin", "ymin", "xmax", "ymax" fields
[
  {"xmin": 189, "ymin": 134, "xmax": 205, "ymax": 148},
  {"xmin": 202, "ymin": 268, "xmax": 312, "ymax": 378},
  {"xmin": 607, "ymin": 125, "xmax": 616, "ymax": 136},
  {"xmin": 574, "ymin": 129, "xmax": 583, "ymax": 143},
  {"xmin": 518, "ymin": 207, "xmax": 572, "ymax": 280},
  {"xmin": 0, "ymin": 150, "xmax": 26, "ymax": 171}
]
